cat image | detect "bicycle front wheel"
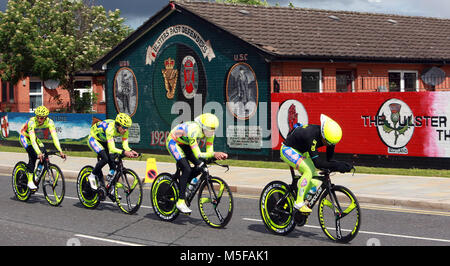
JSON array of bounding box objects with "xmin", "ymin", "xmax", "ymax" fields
[
  {"xmin": 150, "ymin": 173, "xmax": 180, "ymax": 221},
  {"xmin": 42, "ymin": 163, "xmax": 65, "ymax": 206},
  {"xmin": 198, "ymin": 176, "xmax": 234, "ymax": 228},
  {"xmin": 12, "ymin": 161, "xmax": 31, "ymax": 202},
  {"xmin": 318, "ymin": 185, "xmax": 361, "ymax": 243},
  {"xmin": 115, "ymin": 169, "xmax": 143, "ymax": 214},
  {"xmin": 259, "ymin": 181, "xmax": 296, "ymax": 235}
]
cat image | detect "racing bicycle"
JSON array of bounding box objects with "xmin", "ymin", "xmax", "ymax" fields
[
  {"xmin": 12, "ymin": 150, "xmax": 65, "ymax": 206},
  {"xmin": 76, "ymin": 153, "xmax": 143, "ymax": 214},
  {"xmin": 151, "ymin": 158, "xmax": 233, "ymax": 228},
  {"xmin": 259, "ymin": 166, "xmax": 361, "ymax": 243}
]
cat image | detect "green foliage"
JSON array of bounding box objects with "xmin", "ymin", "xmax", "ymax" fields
[{"xmin": 0, "ymin": 0, "xmax": 132, "ymax": 112}]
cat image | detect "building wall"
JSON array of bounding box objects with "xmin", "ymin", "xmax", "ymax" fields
[
  {"xmin": 271, "ymin": 62, "xmax": 450, "ymax": 93},
  {"xmin": 0, "ymin": 76, "xmax": 106, "ymax": 114},
  {"xmin": 104, "ymin": 10, "xmax": 270, "ymax": 157}
]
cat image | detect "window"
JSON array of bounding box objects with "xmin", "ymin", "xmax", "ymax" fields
[
  {"xmin": 74, "ymin": 80, "xmax": 93, "ymax": 109},
  {"xmin": 9, "ymin": 82, "xmax": 14, "ymax": 102},
  {"xmin": 336, "ymin": 71, "xmax": 354, "ymax": 92},
  {"xmin": 301, "ymin": 69, "xmax": 322, "ymax": 92},
  {"xmin": 29, "ymin": 80, "xmax": 43, "ymax": 112},
  {"xmin": 1, "ymin": 81, "xmax": 6, "ymax": 102},
  {"xmin": 388, "ymin": 71, "xmax": 418, "ymax": 92}
]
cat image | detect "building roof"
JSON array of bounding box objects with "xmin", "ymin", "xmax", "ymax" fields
[{"xmin": 93, "ymin": 0, "xmax": 450, "ymax": 69}]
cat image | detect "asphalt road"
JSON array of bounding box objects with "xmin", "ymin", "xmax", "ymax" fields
[{"xmin": 1, "ymin": 173, "xmax": 450, "ymax": 247}]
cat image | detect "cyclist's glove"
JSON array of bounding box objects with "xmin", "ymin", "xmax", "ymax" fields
[{"xmin": 335, "ymin": 161, "xmax": 353, "ymax": 173}]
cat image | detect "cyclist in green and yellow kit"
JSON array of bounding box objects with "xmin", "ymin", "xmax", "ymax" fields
[
  {"xmin": 19, "ymin": 106, "xmax": 66, "ymax": 190},
  {"xmin": 86, "ymin": 113, "xmax": 139, "ymax": 192},
  {"xmin": 166, "ymin": 113, "xmax": 228, "ymax": 214},
  {"xmin": 280, "ymin": 114, "xmax": 353, "ymax": 213}
]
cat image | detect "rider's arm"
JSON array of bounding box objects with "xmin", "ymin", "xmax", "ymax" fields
[
  {"xmin": 105, "ymin": 124, "xmax": 125, "ymax": 154},
  {"xmin": 120, "ymin": 130, "xmax": 132, "ymax": 152},
  {"xmin": 47, "ymin": 119, "xmax": 62, "ymax": 152},
  {"xmin": 309, "ymin": 138, "xmax": 339, "ymax": 170}
]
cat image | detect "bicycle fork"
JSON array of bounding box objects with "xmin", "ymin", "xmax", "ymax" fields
[{"xmin": 325, "ymin": 182, "xmax": 344, "ymax": 240}]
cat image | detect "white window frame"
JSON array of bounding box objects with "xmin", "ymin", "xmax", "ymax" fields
[
  {"xmin": 388, "ymin": 70, "xmax": 419, "ymax": 92},
  {"xmin": 74, "ymin": 78, "xmax": 94, "ymax": 110},
  {"xmin": 301, "ymin": 69, "xmax": 323, "ymax": 93},
  {"xmin": 29, "ymin": 79, "xmax": 43, "ymax": 112}
]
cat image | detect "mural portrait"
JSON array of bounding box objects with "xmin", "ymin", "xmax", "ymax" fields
[
  {"xmin": 114, "ymin": 67, "xmax": 138, "ymax": 116},
  {"xmin": 226, "ymin": 62, "xmax": 258, "ymax": 120}
]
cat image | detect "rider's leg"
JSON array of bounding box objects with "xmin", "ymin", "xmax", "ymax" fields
[
  {"xmin": 87, "ymin": 136, "xmax": 108, "ymax": 189},
  {"xmin": 280, "ymin": 144, "xmax": 317, "ymax": 212},
  {"xmin": 166, "ymin": 138, "xmax": 191, "ymax": 213},
  {"xmin": 20, "ymin": 135, "xmax": 38, "ymax": 189}
]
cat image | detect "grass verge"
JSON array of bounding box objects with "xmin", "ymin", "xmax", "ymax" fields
[{"xmin": 1, "ymin": 144, "xmax": 449, "ymax": 178}]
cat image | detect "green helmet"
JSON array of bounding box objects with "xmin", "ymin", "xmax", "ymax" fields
[
  {"xmin": 320, "ymin": 114, "xmax": 342, "ymax": 145},
  {"xmin": 34, "ymin": 106, "xmax": 49, "ymax": 117},
  {"xmin": 115, "ymin": 113, "xmax": 132, "ymax": 128}
]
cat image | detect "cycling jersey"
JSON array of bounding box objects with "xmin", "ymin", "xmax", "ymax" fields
[
  {"xmin": 89, "ymin": 119, "xmax": 130, "ymax": 154},
  {"xmin": 20, "ymin": 117, "xmax": 62, "ymax": 155},
  {"xmin": 283, "ymin": 124, "xmax": 337, "ymax": 170},
  {"xmin": 166, "ymin": 121, "xmax": 214, "ymax": 161}
]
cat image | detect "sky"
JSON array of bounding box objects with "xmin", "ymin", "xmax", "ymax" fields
[{"xmin": 0, "ymin": 0, "xmax": 449, "ymax": 29}]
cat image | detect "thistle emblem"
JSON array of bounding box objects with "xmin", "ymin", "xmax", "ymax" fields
[{"xmin": 380, "ymin": 103, "xmax": 412, "ymax": 146}]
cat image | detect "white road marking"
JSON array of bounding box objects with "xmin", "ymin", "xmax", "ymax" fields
[
  {"xmin": 74, "ymin": 234, "xmax": 144, "ymax": 246},
  {"xmin": 243, "ymin": 218, "xmax": 450, "ymax": 243}
]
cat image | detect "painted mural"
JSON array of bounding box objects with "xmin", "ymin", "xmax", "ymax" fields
[
  {"xmin": 0, "ymin": 112, "xmax": 106, "ymax": 145},
  {"xmin": 272, "ymin": 91, "xmax": 450, "ymax": 158},
  {"xmin": 113, "ymin": 67, "xmax": 138, "ymax": 116},
  {"xmin": 226, "ymin": 62, "xmax": 258, "ymax": 120}
]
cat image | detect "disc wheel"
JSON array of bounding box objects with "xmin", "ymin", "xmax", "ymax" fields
[
  {"xmin": 259, "ymin": 181, "xmax": 296, "ymax": 235},
  {"xmin": 12, "ymin": 162, "xmax": 31, "ymax": 202},
  {"xmin": 150, "ymin": 173, "xmax": 180, "ymax": 222},
  {"xmin": 76, "ymin": 165, "xmax": 100, "ymax": 209}
]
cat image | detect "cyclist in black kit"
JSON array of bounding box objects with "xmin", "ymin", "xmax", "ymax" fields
[{"xmin": 280, "ymin": 114, "xmax": 353, "ymax": 213}]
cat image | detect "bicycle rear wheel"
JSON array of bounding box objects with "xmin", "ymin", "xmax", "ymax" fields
[
  {"xmin": 318, "ymin": 185, "xmax": 361, "ymax": 243},
  {"xmin": 150, "ymin": 173, "xmax": 180, "ymax": 221},
  {"xmin": 259, "ymin": 181, "xmax": 296, "ymax": 235},
  {"xmin": 76, "ymin": 165, "xmax": 100, "ymax": 209},
  {"xmin": 12, "ymin": 161, "xmax": 31, "ymax": 202},
  {"xmin": 198, "ymin": 176, "xmax": 233, "ymax": 228},
  {"xmin": 42, "ymin": 163, "xmax": 65, "ymax": 206},
  {"xmin": 115, "ymin": 169, "xmax": 143, "ymax": 214}
]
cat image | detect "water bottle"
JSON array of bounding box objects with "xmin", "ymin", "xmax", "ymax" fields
[
  {"xmin": 186, "ymin": 177, "xmax": 198, "ymax": 198},
  {"xmin": 106, "ymin": 169, "xmax": 115, "ymax": 182},
  {"xmin": 35, "ymin": 163, "xmax": 43, "ymax": 179},
  {"xmin": 305, "ymin": 186, "xmax": 317, "ymax": 201}
]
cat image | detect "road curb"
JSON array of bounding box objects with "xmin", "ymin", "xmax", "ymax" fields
[{"xmin": 1, "ymin": 166, "xmax": 449, "ymax": 212}]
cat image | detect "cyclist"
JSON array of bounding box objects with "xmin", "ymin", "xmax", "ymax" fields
[
  {"xmin": 19, "ymin": 106, "xmax": 66, "ymax": 190},
  {"xmin": 280, "ymin": 114, "xmax": 353, "ymax": 213},
  {"xmin": 86, "ymin": 113, "xmax": 139, "ymax": 192},
  {"xmin": 166, "ymin": 113, "xmax": 228, "ymax": 214}
]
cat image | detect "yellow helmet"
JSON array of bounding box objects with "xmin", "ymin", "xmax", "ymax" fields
[
  {"xmin": 194, "ymin": 113, "xmax": 219, "ymax": 131},
  {"xmin": 115, "ymin": 113, "xmax": 132, "ymax": 128},
  {"xmin": 34, "ymin": 106, "xmax": 49, "ymax": 117},
  {"xmin": 320, "ymin": 114, "xmax": 342, "ymax": 145}
]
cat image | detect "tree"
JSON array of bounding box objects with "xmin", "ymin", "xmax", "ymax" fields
[{"xmin": 0, "ymin": 0, "xmax": 132, "ymax": 112}]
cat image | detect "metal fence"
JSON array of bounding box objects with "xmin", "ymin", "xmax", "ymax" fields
[{"xmin": 271, "ymin": 75, "xmax": 450, "ymax": 93}]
